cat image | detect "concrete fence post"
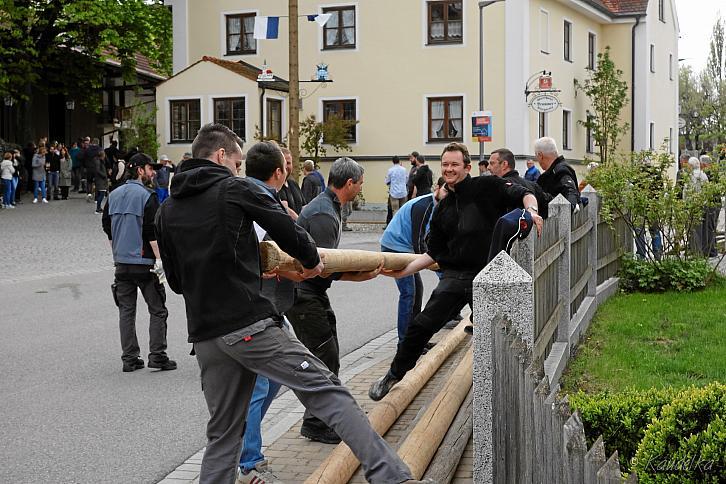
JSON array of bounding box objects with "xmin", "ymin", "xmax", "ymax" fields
[
  {"xmin": 582, "ymin": 185, "xmax": 599, "ymax": 297},
  {"xmin": 550, "ymin": 194, "xmax": 572, "ymax": 342},
  {"xmin": 472, "ymin": 252, "xmax": 534, "ymax": 483}
]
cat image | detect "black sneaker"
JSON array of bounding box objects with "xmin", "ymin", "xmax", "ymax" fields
[
  {"xmin": 122, "ymin": 358, "xmax": 145, "ymax": 372},
  {"xmin": 300, "ymin": 423, "xmax": 341, "ymax": 444},
  {"xmin": 368, "ymin": 371, "xmax": 400, "ymax": 401},
  {"xmin": 148, "ymin": 359, "xmax": 177, "ymax": 371}
]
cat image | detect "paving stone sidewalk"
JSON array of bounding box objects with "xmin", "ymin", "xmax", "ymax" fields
[{"xmin": 158, "ymin": 327, "xmax": 474, "ymax": 484}]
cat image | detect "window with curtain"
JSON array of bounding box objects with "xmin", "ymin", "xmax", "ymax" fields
[
  {"xmin": 266, "ymin": 99, "xmax": 282, "ymax": 142},
  {"xmin": 323, "ymin": 6, "xmax": 356, "ymax": 49},
  {"xmin": 563, "ymin": 20, "xmax": 572, "ymax": 62},
  {"xmin": 588, "ymin": 33, "xmax": 596, "ymax": 69},
  {"xmin": 540, "ymin": 10, "xmax": 550, "ymax": 53},
  {"xmin": 428, "ymin": 96, "xmax": 463, "ymax": 142},
  {"xmin": 226, "ymin": 14, "xmax": 256, "ymax": 55},
  {"xmin": 214, "ymin": 98, "xmax": 245, "ymax": 139},
  {"xmin": 427, "ymin": 1, "xmax": 463, "ymax": 44},
  {"xmin": 170, "ymin": 99, "xmax": 201, "ymax": 143},
  {"xmin": 323, "ymin": 99, "xmax": 357, "ymax": 142}
]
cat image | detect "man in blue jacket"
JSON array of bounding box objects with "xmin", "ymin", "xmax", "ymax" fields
[
  {"xmin": 102, "ymin": 153, "xmax": 176, "ymax": 373},
  {"xmin": 380, "ymin": 177, "xmax": 446, "ymax": 343}
]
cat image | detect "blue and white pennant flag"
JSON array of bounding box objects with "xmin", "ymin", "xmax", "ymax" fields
[
  {"xmin": 307, "ymin": 13, "xmax": 332, "ymax": 27},
  {"xmin": 254, "ymin": 16, "xmax": 280, "ymax": 39}
]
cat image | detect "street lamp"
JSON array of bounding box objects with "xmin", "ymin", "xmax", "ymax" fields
[{"xmin": 478, "ymin": 0, "xmax": 505, "ymax": 167}]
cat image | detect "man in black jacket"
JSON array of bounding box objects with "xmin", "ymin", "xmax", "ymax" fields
[
  {"xmin": 154, "ymin": 125, "xmax": 418, "ymax": 484},
  {"xmin": 534, "ymin": 137, "xmax": 581, "ymax": 210},
  {"xmin": 369, "ymin": 142, "xmax": 543, "ymax": 401},
  {"xmin": 488, "ymin": 148, "xmax": 551, "ymax": 219}
]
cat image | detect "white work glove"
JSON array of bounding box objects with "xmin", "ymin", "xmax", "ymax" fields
[{"xmin": 151, "ymin": 259, "xmax": 167, "ymax": 284}]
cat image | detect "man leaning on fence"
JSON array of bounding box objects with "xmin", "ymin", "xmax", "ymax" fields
[
  {"xmin": 154, "ymin": 124, "xmax": 426, "ymax": 484},
  {"xmin": 369, "ymin": 142, "xmax": 543, "ymax": 402}
]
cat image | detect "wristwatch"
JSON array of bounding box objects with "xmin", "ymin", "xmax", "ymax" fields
[{"xmin": 525, "ymin": 205, "xmax": 539, "ymax": 214}]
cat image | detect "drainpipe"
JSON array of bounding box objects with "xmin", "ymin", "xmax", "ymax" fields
[{"xmin": 631, "ymin": 15, "xmax": 642, "ymax": 152}]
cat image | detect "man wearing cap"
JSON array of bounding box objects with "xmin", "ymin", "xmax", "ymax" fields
[
  {"xmin": 102, "ymin": 153, "xmax": 176, "ymax": 373},
  {"xmin": 369, "ymin": 142, "xmax": 543, "ymax": 401},
  {"xmin": 155, "ymin": 155, "xmax": 173, "ymax": 203}
]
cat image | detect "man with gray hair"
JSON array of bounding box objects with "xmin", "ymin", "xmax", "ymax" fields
[
  {"xmin": 286, "ymin": 156, "xmax": 385, "ymax": 444},
  {"xmin": 534, "ymin": 136, "xmax": 581, "ymax": 209}
]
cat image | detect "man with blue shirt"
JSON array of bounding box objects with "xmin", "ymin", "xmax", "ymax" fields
[
  {"xmin": 380, "ymin": 177, "xmax": 446, "ymax": 342},
  {"xmin": 386, "ymin": 155, "xmax": 408, "ymax": 217}
]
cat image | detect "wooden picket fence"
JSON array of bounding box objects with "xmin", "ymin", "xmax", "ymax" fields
[{"xmin": 492, "ymin": 317, "xmax": 638, "ymax": 483}]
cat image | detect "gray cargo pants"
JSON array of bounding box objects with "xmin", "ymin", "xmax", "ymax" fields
[{"xmin": 193, "ymin": 318, "xmax": 412, "ymax": 484}]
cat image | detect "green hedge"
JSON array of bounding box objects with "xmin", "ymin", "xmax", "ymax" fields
[
  {"xmin": 633, "ymin": 383, "xmax": 726, "ymax": 483},
  {"xmin": 618, "ymin": 257, "xmax": 714, "ymax": 293},
  {"xmin": 570, "ymin": 387, "xmax": 679, "ymax": 471},
  {"xmin": 570, "ymin": 383, "xmax": 726, "ymax": 481}
]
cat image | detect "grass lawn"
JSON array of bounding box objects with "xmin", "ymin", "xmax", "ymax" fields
[{"xmin": 561, "ymin": 279, "xmax": 726, "ymax": 394}]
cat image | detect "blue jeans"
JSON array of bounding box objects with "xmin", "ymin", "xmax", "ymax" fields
[
  {"xmin": 34, "ymin": 179, "xmax": 47, "ymax": 199},
  {"xmin": 239, "ymin": 375, "xmax": 282, "ymax": 472},
  {"xmin": 635, "ymin": 225, "xmax": 662, "ymax": 260},
  {"xmin": 381, "ymin": 246, "xmax": 424, "ymax": 342},
  {"xmin": 96, "ymin": 190, "xmax": 107, "ymax": 211},
  {"xmin": 3, "ymin": 178, "xmax": 14, "ymax": 206}
]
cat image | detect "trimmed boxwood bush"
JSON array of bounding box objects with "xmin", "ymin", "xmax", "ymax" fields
[
  {"xmin": 570, "ymin": 387, "xmax": 679, "ymax": 472},
  {"xmin": 632, "ymin": 382, "xmax": 726, "ymax": 483}
]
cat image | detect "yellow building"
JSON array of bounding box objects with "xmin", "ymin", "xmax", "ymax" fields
[{"xmin": 158, "ymin": 0, "xmax": 679, "ymax": 203}]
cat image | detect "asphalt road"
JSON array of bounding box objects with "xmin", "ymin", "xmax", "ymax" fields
[{"xmin": 0, "ymin": 193, "xmax": 436, "ymax": 484}]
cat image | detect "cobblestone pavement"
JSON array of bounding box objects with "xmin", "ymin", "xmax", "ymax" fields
[
  {"xmin": 0, "ymin": 192, "xmax": 113, "ymax": 283},
  {"xmin": 158, "ymin": 327, "xmax": 475, "ymax": 484}
]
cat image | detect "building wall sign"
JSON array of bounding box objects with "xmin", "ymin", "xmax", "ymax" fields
[{"xmin": 529, "ymin": 94, "xmax": 560, "ymax": 113}]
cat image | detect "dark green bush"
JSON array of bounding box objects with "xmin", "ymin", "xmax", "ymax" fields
[
  {"xmin": 570, "ymin": 387, "xmax": 679, "ymax": 472},
  {"xmin": 618, "ymin": 256, "xmax": 713, "ymax": 293},
  {"xmin": 633, "ymin": 382, "xmax": 726, "ymax": 483}
]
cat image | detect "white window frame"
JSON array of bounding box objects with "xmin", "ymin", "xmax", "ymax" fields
[
  {"xmin": 220, "ymin": 9, "xmax": 259, "ymax": 58},
  {"xmin": 538, "ymin": 111, "xmax": 548, "ymax": 138},
  {"xmin": 263, "ymin": 94, "xmax": 287, "ymax": 141},
  {"xmin": 165, "ymin": 95, "xmax": 204, "ymax": 146},
  {"xmin": 421, "ymin": 0, "xmax": 467, "ymax": 49},
  {"xmin": 318, "ymin": 96, "xmax": 360, "ymax": 145},
  {"xmin": 649, "ymin": 122, "xmax": 655, "ymax": 150},
  {"xmin": 562, "ymin": 109, "xmax": 572, "ymax": 150},
  {"xmin": 422, "ymin": 93, "xmax": 466, "ymax": 144},
  {"xmin": 587, "ymin": 31, "xmax": 597, "ymax": 70},
  {"xmin": 540, "ymin": 9, "xmax": 550, "ymax": 54},
  {"xmin": 563, "ymin": 18, "xmax": 573, "ymax": 62},
  {"xmin": 669, "ymin": 53, "xmax": 674, "ymax": 80},
  {"xmin": 650, "ymin": 44, "xmax": 655, "ymax": 73},
  {"xmin": 319, "ymin": 2, "xmax": 360, "ymax": 52},
  {"xmin": 669, "ymin": 127, "xmax": 674, "ymax": 154},
  {"xmin": 208, "ymin": 94, "xmax": 248, "ymax": 142}
]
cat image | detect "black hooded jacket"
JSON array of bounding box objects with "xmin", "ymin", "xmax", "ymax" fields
[
  {"xmin": 427, "ymin": 174, "xmax": 530, "ymax": 274},
  {"xmin": 502, "ymin": 170, "xmax": 551, "ymax": 219},
  {"xmin": 154, "ymin": 159, "xmax": 320, "ymax": 343}
]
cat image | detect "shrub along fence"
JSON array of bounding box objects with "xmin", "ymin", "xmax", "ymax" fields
[{"xmin": 472, "ymin": 189, "xmax": 634, "ymax": 483}]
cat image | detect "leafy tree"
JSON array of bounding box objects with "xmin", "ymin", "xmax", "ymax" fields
[
  {"xmin": 679, "ymin": 66, "xmax": 713, "ymax": 151},
  {"xmin": 704, "ymin": 15, "xmax": 726, "ymax": 147},
  {"xmin": 588, "ymin": 150, "xmax": 725, "ymax": 268},
  {"xmin": 0, "ymin": 1, "xmax": 171, "ymax": 111},
  {"xmin": 575, "ymin": 47, "xmax": 629, "ymax": 164},
  {"xmin": 119, "ymin": 101, "xmax": 159, "ymax": 159},
  {"xmin": 299, "ymin": 113, "xmax": 357, "ymax": 166}
]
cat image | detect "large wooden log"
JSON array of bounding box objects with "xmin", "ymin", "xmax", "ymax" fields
[
  {"xmin": 420, "ymin": 383, "xmax": 473, "ymax": 483},
  {"xmin": 305, "ymin": 319, "xmax": 471, "ymax": 484},
  {"xmin": 259, "ymin": 240, "xmax": 438, "ymax": 275}
]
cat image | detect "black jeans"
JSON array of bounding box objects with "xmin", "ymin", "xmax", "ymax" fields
[
  {"xmin": 390, "ymin": 272, "xmax": 473, "ymax": 379},
  {"xmin": 111, "ymin": 265, "xmax": 169, "ymax": 364},
  {"xmin": 286, "ymin": 289, "xmax": 339, "ymax": 430}
]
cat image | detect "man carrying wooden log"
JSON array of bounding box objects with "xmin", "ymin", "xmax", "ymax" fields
[
  {"xmin": 286, "ymin": 156, "xmax": 385, "ymax": 445},
  {"xmin": 154, "ymin": 125, "xmax": 422, "ymax": 484},
  {"xmin": 369, "ymin": 142, "xmax": 543, "ymax": 401}
]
